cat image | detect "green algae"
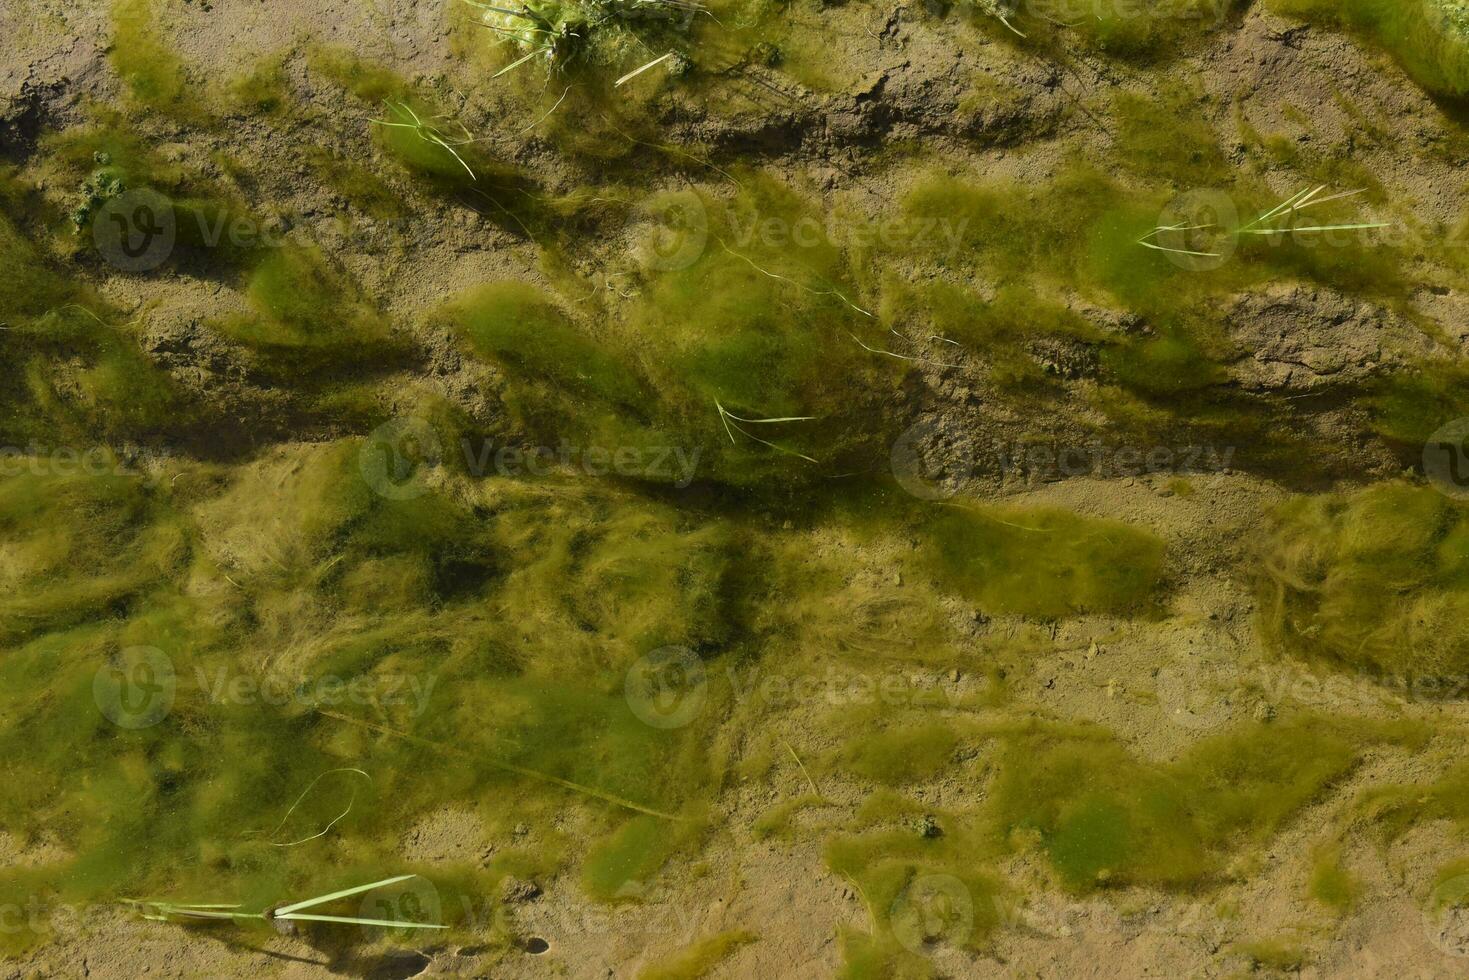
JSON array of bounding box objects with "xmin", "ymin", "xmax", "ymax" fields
[
  {"xmin": 1256, "ymin": 484, "xmax": 1469, "ymax": 678},
  {"xmin": 988, "ymin": 719, "xmax": 1367, "ymax": 891},
  {"xmin": 638, "ymin": 929, "xmax": 756, "ymax": 980},
  {"xmin": 921, "ymin": 505, "xmax": 1166, "ymax": 619},
  {"xmin": 109, "ymin": 0, "xmax": 200, "ymax": 122},
  {"xmin": 213, "ymin": 245, "xmax": 401, "ymax": 369},
  {"xmin": 1266, "ymin": 0, "xmax": 1469, "ymax": 98},
  {"xmin": 0, "ymin": 445, "xmax": 749, "ymax": 951}
]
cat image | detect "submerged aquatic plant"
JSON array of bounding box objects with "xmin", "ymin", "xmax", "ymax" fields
[
  {"xmin": 370, "ymin": 102, "xmax": 481, "ymax": 180},
  {"xmin": 1137, "ymin": 186, "xmax": 1389, "ymax": 261},
  {"xmin": 463, "ymin": 0, "xmax": 700, "ymax": 80},
  {"xmin": 127, "ymin": 875, "xmax": 446, "ymax": 930},
  {"xmin": 1255, "ymin": 483, "xmax": 1469, "ymax": 678}
]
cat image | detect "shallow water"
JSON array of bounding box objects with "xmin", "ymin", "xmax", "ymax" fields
[{"xmin": 2, "ymin": 0, "xmax": 1469, "ymax": 976}]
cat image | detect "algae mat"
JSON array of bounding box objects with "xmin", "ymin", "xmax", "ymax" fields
[{"xmin": 4, "ymin": 0, "xmax": 1469, "ymax": 977}]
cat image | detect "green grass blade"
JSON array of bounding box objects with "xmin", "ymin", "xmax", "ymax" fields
[
  {"xmin": 275, "ymin": 913, "xmax": 447, "ymax": 929},
  {"xmin": 275, "ymin": 875, "xmax": 419, "ymax": 915}
]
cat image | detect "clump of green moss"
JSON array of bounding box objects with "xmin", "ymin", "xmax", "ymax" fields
[
  {"xmin": 826, "ymin": 830, "xmax": 1007, "ymax": 960},
  {"xmin": 989, "ymin": 719, "xmax": 1363, "ymax": 891},
  {"xmin": 0, "ymin": 209, "xmax": 187, "ymax": 443},
  {"xmin": 0, "ymin": 444, "xmax": 746, "ymax": 951},
  {"xmin": 837, "ymin": 724, "xmax": 959, "ymax": 786},
  {"xmin": 308, "ymin": 47, "xmax": 539, "ymax": 226},
  {"xmin": 109, "ymin": 0, "xmax": 202, "ymax": 122},
  {"xmin": 1256, "ymin": 483, "xmax": 1469, "ymax": 678},
  {"xmin": 1112, "ymin": 90, "xmax": 1232, "ymax": 187},
  {"xmin": 1358, "ymin": 759, "xmax": 1469, "ymax": 838},
  {"xmin": 226, "ymin": 53, "xmax": 291, "ymax": 115},
  {"xmin": 1266, "ymin": 0, "xmax": 1469, "ymax": 97},
  {"xmin": 1234, "ymin": 939, "xmax": 1307, "ymax": 972},
  {"xmin": 213, "ymin": 245, "xmax": 401, "ymax": 369},
  {"xmin": 1309, "ymin": 848, "xmax": 1360, "ymax": 911},
  {"xmin": 1369, "ymin": 359, "xmax": 1469, "ymax": 450},
  {"xmin": 440, "ymin": 280, "xmax": 655, "ymax": 444},
  {"xmin": 921, "ymin": 505, "xmax": 1166, "ymax": 619},
  {"xmin": 0, "ymin": 465, "xmax": 185, "ymax": 643},
  {"xmin": 638, "ymin": 929, "xmax": 756, "ymax": 980}
]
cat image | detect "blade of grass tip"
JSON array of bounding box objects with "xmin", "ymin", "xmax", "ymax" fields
[
  {"xmin": 1137, "ymin": 239, "xmax": 1223, "ymax": 258},
  {"xmin": 718, "ymin": 408, "xmax": 818, "ymax": 423},
  {"xmin": 427, "ymin": 133, "xmax": 477, "ymax": 181},
  {"xmin": 519, "ymin": 86, "xmax": 569, "ymax": 134},
  {"xmin": 995, "ymin": 11, "xmax": 1026, "ymax": 36},
  {"xmin": 781, "ymin": 739, "xmax": 820, "ymax": 797},
  {"xmin": 276, "ymin": 913, "xmax": 447, "ymax": 929},
  {"xmin": 1242, "ymin": 187, "xmax": 1311, "ymax": 231},
  {"xmin": 260, "ymin": 767, "xmax": 371, "ymax": 848},
  {"xmin": 275, "ymin": 875, "xmax": 421, "ymax": 916},
  {"xmin": 714, "ymin": 398, "xmax": 740, "ymax": 446},
  {"xmin": 615, "ymin": 52, "xmax": 676, "ymax": 87},
  {"xmin": 724, "ymin": 417, "xmax": 820, "ymax": 463},
  {"xmin": 1287, "ymin": 184, "xmax": 1326, "ymax": 214},
  {"xmin": 1291, "ymin": 187, "xmax": 1366, "ymax": 213},
  {"xmin": 493, "ymin": 48, "xmax": 544, "ymax": 78},
  {"xmin": 1238, "ymin": 222, "xmax": 1388, "ymax": 235},
  {"xmin": 848, "ymin": 330, "xmax": 961, "ymax": 369}
]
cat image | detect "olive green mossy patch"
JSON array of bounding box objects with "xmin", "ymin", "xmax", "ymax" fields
[
  {"xmin": 1234, "ymin": 939, "xmax": 1307, "ymax": 972},
  {"xmin": 836, "ymin": 930, "xmax": 939, "ymax": 980},
  {"xmin": 989, "ymin": 718, "xmax": 1373, "ymax": 891},
  {"xmin": 1256, "ymin": 483, "xmax": 1469, "ymax": 678},
  {"xmin": 0, "ymin": 466, "xmax": 185, "ymax": 644},
  {"xmin": 900, "ymin": 163, "xmax": 1410, "ymax": 315},
  {"xmin": 0, "ymin": 213, "xmax": 186, "ymax": 444},
  {"xmin": 1112, "ymin": 90, "xmax": 1233, "ymax": 187},
  {"xmin": 826, "ymin": 831, "xmax": 1007, "ymax": 951},
  {"xmin": 623, "ymin": 177, "xmax": 912, "ymax": 488},
  {"xmin": 880, "ymin": 278, "xmax": 1099, "ymax": 392},
  {"xmin": 1370, "ymin": 359, "xmax": 1469, "ymax": 450},
  {"xmin": 438, "ymin": 174, "xmax": 915, "ymax": 494},
  {"xmin": 932, "ymin": 0, "xmax": 1239, "ymax": 62},
  {"xmin": 921, "ymin": 505, "xmax": 1166, "ymax": 619},
  {"xmin": 637, "ymin": 929, "xmax": 756, "ymax": 980},
  {"xmin": 308, "ymin": 47, "xmax": 541, "ymax": 229},
  {"xmin": 226, "ymin": 53, "xmax": 292, "ymax": 117},
  {"xmin": 213, "ymin": 245, "xmax": 403, "ymax": 370},
  {"xmin": 1360, "ymin": 760, "xmax": 1469, "ymax": 839},
  {"xmin": 836, "ymin": 724, "xmax": 960, "ymax": 787},
  {"xmin": 437, "ymin": 280, "xmax": 658, "ymax": 449},
  {"xmin": 109, "ymin": 0, "xmax": 204, "ymax": 123},
  {"xmin": 0, "ymin": 444, "xmax": 746, "ymax": 947},
  {"xmin": 583, "ymin": 814, "xmax": 707, "ymax": 901},
  {"xmin": 1309, "ymin": 848, "xmax": 1361, "ymax": 911},
  {"xmin": 1265, "ymin": 0, "xmax": 1469, "ymax": 98}
]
